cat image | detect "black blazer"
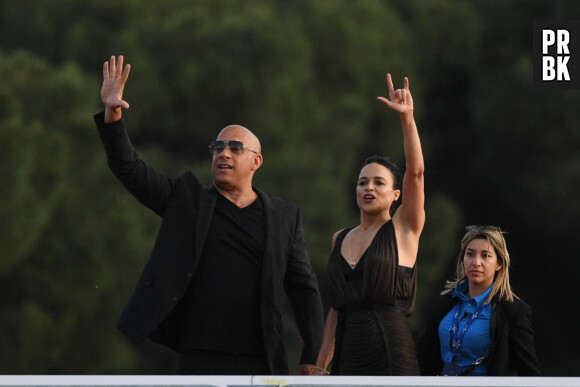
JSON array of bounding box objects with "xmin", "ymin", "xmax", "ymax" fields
[
  {"xmin": 418, "ymin": 292, "xmax": 541, "ymax": 376},
  {"xmin": 95, "ymin": 112, "xmax": 324, "ymax": 374}
]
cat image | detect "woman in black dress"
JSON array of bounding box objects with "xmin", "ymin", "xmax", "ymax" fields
[{"xmin": 312, "ymin": 74, "xmax": 425, "ymax": 376}]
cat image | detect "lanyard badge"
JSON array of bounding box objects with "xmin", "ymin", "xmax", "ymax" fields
[{"xmin": 450, "ymin": 301, "xmax": 488, "ymax": 357}]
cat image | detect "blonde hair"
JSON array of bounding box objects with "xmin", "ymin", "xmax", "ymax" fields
[{"xmin": 442, "ymin": 225, "xmax": 515, "ymax": 303}]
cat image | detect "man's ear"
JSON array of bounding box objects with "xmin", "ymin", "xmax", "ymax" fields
[{"xmin": 252, "ymin": 154, "xmax": 263, "ymax": 171}]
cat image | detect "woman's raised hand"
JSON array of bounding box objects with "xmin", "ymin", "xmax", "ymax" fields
[{"xmin": 377, "ymin": 73, "xmax": 413, "ymax": 116}]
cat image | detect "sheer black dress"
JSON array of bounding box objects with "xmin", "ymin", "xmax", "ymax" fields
[{"xmin": 327, "ymin": 220, "xmax": 420, "ymax": 375}]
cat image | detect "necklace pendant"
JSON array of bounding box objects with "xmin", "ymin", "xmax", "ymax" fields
[{"xmin": 350, "ymin": 261, "xmax": 356, "ymax": 267}]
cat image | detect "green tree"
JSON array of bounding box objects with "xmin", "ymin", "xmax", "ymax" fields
[{"xmin": 0, "ymin": 50, "xmax": 166, "ymax": 373}]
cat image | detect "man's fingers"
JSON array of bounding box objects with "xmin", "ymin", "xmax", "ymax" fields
[
  {"xmin": 103, "ymin": 56, "xmax": 130, "ymax": 81},
  {"xmin": 108, "ymin": 98, "xmax": 130, "ymax": 110},
  {"xmin": 116, "ymin": 55, "xmax": 124, "ymax": 78},
  {"xmin": 121, "ymin": 64, "xmax": 131, "ymax": 83},
  {"xmin": 110, "ymin": 56, "xmax": 116, "ymax": 77}
]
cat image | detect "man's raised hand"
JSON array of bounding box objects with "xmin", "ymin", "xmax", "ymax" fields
[{"xmin": 101, "ymin": 55, "xmax": 131, "ymax": 122}]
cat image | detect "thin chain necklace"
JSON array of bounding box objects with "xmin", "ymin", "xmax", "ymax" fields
[{"xmin": 346, "ymin": 222, "xmax": 385, "ymax": 267}]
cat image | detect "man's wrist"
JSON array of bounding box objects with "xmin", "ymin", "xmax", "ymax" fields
[{"xmin": 104, "ymin": 107, "xmax": 122, "ymax": 123}]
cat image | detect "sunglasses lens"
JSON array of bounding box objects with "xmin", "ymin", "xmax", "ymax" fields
[
  {"xmin": 209, "ymin": 140, "xmax": 225, "ymax": 153},
  {"xmin": 229, "ymin": 141, "xmax": 245, "ymax": 151},
  {"xmin": 209, "ymin": 140, "xmax": 251, "ymax": 153}
]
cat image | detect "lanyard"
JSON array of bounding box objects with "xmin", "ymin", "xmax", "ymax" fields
[{"xmin": 450, "ymin": 300, "xmax": 488, "ymax": 357}]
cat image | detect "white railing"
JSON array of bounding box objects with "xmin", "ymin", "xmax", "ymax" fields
[{"xmin": 0, "ymin": 375, "xmax": 578, "ymax": 386}]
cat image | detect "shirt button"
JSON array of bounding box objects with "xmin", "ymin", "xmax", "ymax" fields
[
  {"xmin": 172, "ymin": 296, "xmax": 179, "ymax": 302},
  {"xmin": 187, "ymin": 272, "xmax": 193, "ymax": 278}
]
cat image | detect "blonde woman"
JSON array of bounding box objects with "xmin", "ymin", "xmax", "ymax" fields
[{"xmin": 418, "ymin": 225, "xmax": 541, "ymax": 376}]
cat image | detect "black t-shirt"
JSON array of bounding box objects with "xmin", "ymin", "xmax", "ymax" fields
[{"xmin": 179, "ymin": 192, "xmax": 266, "ymax": 354}]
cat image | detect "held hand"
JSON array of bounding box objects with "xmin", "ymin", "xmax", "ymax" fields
[
  {"xmin": 101, "ymin": 55, "xmax": 131, "ymax": 111},
  {"xmin": 310, "ymin": 366, "xmax": 330, "ymax": 376},
  {"xmin": 377, "ymin": 73, "xmax": 413, "ymax": 116},
  {"xmin": 297, "ymin": 364, "xmax": 314, "ymax": 375}
]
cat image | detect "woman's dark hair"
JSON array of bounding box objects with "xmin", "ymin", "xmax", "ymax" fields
[{"xmin": 362, "ymin": 155, "xmax": 402, "ymax": 191}]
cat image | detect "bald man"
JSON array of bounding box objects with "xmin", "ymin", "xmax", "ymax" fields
[{"xmin": 94, "ymin": 56, "xmax": 324, "ymax": 375}]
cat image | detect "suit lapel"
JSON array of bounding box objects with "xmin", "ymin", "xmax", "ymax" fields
[
  {"xmin": 256, "ymin": 189, "xmax": 281, "ymax": 278},
  {"xmin": 194, "ymin": 187, "xmax": 218, "ymax": 261}
]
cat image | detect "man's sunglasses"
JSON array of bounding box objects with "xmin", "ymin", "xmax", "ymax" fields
[{"xmin": 209, "ymin": 140, "xmax": 258, "ymax": 154}]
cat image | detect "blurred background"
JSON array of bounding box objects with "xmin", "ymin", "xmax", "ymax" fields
[{"xmin": 1, "ymin": 0, "xmax": 579, "ymax": 376}]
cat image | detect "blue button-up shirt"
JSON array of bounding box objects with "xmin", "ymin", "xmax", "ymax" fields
[{"xmin": 438, "ymin": 282, "xmax": 493, "ymax": 376}]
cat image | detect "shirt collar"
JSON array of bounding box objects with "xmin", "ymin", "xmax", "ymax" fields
[{"xmin": 452, "ymin": 281, "xmax": 493, "ymax": 308}]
